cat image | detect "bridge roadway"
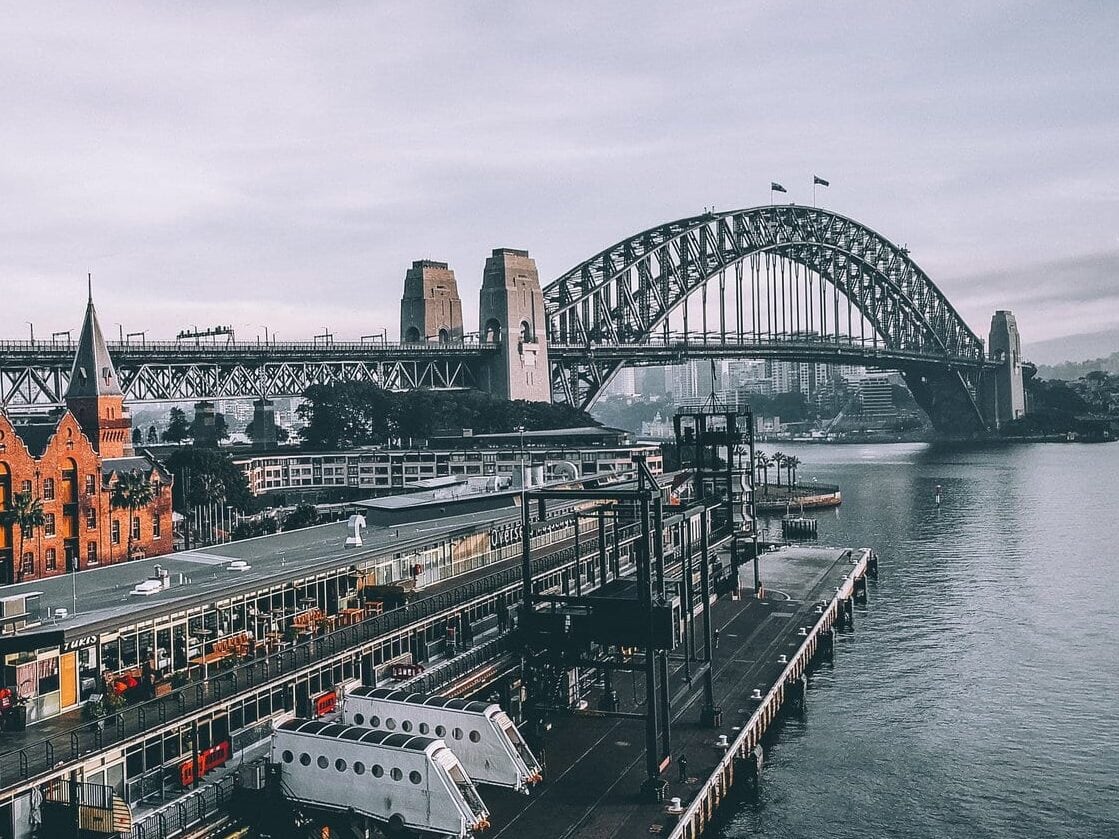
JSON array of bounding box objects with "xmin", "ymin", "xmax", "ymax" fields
[
  {"xmin": 0, "ymin": 512, "xmax": 651, "ymax": 809},
  {"xmin": 481, "ymin": 546, "xmax": 869, "ymax": 839}
]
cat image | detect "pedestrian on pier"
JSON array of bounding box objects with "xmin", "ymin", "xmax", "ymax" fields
[
  {"xmin": 678, "ymin": 753, "xmax": 688, "ymax": 782},
  {"xmin": 713, "ymin": 628, "xmax": 720, "ymax": 649}
]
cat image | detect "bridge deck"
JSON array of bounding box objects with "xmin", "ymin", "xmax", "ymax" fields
[{"xmin": 482, "ymin": 546, "xmax": 862, "ymax": 839}]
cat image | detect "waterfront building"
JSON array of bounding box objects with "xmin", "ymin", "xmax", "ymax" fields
[
  {"xmin": 232, "ymin": 426, "xmax": 662, "ymax": 499},
  {"xmin": 858, "ymin": 374, "xmax": 897, "ymax": 421},
  {"xmin": 0, "ymin": 296, "xmax": 173, "ymax": 584}
]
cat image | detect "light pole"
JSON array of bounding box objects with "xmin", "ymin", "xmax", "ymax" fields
[
  {"xmin": 25, "ymin": 322, "xmax": 34, "ymax": 344},
  {"xmin": 258, "ymin": 325, "xmax": 270, "ymax": 344}
]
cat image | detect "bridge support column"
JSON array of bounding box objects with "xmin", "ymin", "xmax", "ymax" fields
[
  {"xmin": 478, "ymin": 248, "xmax": 551, "ymax": 402},
  {"xmin": 249, "ymin": 398, "xmax": 278, "ymax": 449},
  {"xmin": 979, "ymin": 310, "xmax": 1026, "ymax": 431},
  {"xmin": 400, "ymin": 259, "xmax": 464, "ymax": 344}
]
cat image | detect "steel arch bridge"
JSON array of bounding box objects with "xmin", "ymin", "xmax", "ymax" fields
[{"xmin": 543, "ymin": 205, "xmax": 997, "ymax": 434}]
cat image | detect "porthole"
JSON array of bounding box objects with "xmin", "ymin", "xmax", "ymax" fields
[
  {"xmin": 353, "ymin": 713, "xmax": 365, "ymax": 726},
  {"xmin": 419, "ymin": 722, "xmax": 429, "ymax": 734},
  {"xmin": 401, "ymin": 720, "xmax": 412, "ymax": 732},
  {"xmin": 281, "ymin": 750, "xmax": 294, "ymax": 763},
  {"xmin": 390, "ymin": 767, "xmax": 403, "ymax": 781},
  {"xmin": 435, "ymin": 725, "xmax": 446, "ymax": 737},
  {"xmin": 336, "ymin": 758, "xmax": 347, "ymax": 772},
  {"xmin": 452, "ymin": 727, "xmax": 463, "ymax": 740},
  {"xmin": 354, "ymin": 761, "xmax": 366, "ymax": 775},
  {"xmin": 299, "ymin": 753, "xmax": 311, "ymax": 766},
  {"xmin": 469, "ymin": 730, "xmax": 481, "ymax": 743},
  {"xmin": 372, "ymin": 764, "xmax": 384, "ymax": 778},
  {"xmin": 317, "ymin": 755, "xmax": 329, "ymax": 769},
  {"xmin": 409, "ymin": 770, "xmax": 422, "ymax": 785},
  {"xmin": 386, "ymin": 718, "xmax": 396, "ymax": 730},
  {"xmin": 370, "ymin": 715, "xmax": 381, "ymax": 727}
]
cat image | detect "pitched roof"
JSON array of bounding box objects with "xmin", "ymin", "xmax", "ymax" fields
[{"xmin": 66, "ymin": 295, "xmax": 122, "ymax": 399}]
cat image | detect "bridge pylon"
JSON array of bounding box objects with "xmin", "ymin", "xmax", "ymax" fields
[
  {"xmin": 978, "ymin": 310, "xmax": 1026, "ymax": 431},
  {"xmin": 478, "ymin": 248, "xmax": 551, "ymax": 402},
  {"xmin": 400, "ymin": 259, "xmax": 464, "ymax": 344}
]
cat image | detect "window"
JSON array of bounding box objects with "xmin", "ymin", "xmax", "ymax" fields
[
  {"xmin": 45, "ymin": 548, "xmax": 57, "ymax": 572},
  {"xmin": 335, "ymin": 758, "xmax": 347, "ymax": 772},
  {"xmin": 418, "ymin": 722, "xmax": 429, "ymax": 735},
  {"xmin": 353, "ymin": 713, "xmax": 365, "ymax": 726},
  {"xmin": 87, "ymin": 541, "xmax": 98, "ymax": 565},
  {"xmin": 370, "ymin": 715, "xmax": 380, "ymax": 728},
  {"xmin": 152, "ymin": 516, "xmax": 161, "ymax": 538},
  {"xmin": 42, "ymin": 478, "xmax": 55, "ymax": 501},
  {"xmin": 281, "ymin": 750, "xmax": 294, "ymax": 763},
  {"xmin": 44, "ymin": 513, "xmax": 56, "ymax": 537},
  {"xmin": 390, "ymin": 768, "xmax": 402, "ymax": 781},
  {"xmin": 371, "ymin": 764, "xmax": 383, "ymax": 778},
  {"xmin": 299, "ymin": 753, "xmax": 311, "ymax": 766},
  {"xmin": 401, "ymin": 720, "xmax": 412, "ymax": 732},
  {"xmin": 435, "ymin": 725, "xmax": 446, "ymax": 737},
  {"xmin": 85, "ymin": 475, "xmax": 96, "ymax": 496},
  {"xmin": 20, "ymin": 480, "xmax": 31, "ymax": 494},
  {"xmin": 385, "ymin": 718, "xmax": 396, "ymax": 730},
  {"xmin": 452, "ymin": 727, "xmax": 463, "ymax": 741},
  {"xmin": 317, "ymin": 755, "xmax": 329, "ymax": 769},
  {"xmin": 21, "ymin": 553, "xmax": 33, "ymax": 577},
  {"xmin": 86, "ymin": 507, "xmax": 97, "ymax": 529},
  {"xmin": 409, "ymin": 770, "xmax": 422, "ymax": 785},
  {"xmin": 131, "ymin": 517, "xmax": 140, "ymax": 540},
  {"xmin": 353, "ymin": 762, "xmax": 365, "ymax": 775},
  {"xmin": 111, "ymin": 521, "xmax": 120, "ymax": 545},
  {"xmin": 469, "ymin": 730, "xmax": 481, "ymax": 743}
]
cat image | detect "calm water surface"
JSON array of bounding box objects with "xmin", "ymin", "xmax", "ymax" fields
[{"xmin": 719, "ymin": 442, "xmax": 1119, "ymax": 839}]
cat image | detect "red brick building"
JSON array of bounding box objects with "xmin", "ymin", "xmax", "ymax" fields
[{"xmin": 0, "ymin": 294, "xmax": 173, "ymax": 584}]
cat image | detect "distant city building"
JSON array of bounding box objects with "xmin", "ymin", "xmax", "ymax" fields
[
  {"xmin": 859, "ymin": 375, "xmax": 897, "ymax": 421},
  {"xmin": 638, "ymin": 367, "xmax": 669, "ymax": 396},
  {"xmin": 611, "ymin": 367, "xmax": 637, "ymax": 397},
  {"xmin": 233, "ymin": 427, "xmax": 662, "ymax": 498}
]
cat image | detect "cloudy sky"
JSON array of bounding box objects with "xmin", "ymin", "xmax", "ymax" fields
[{"xmin": 2, "ymin": 2, "xmax": 1116, "ymax": 361}]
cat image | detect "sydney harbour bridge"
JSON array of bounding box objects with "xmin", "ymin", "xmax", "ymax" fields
[{"xmin": 0, "ymin": 206, "xmax": 1027, "ymax": 436}]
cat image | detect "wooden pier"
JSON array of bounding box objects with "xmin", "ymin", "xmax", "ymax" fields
[{"xmin": 482, "ymin": 545, "xmax": 877, "ymax": 839}]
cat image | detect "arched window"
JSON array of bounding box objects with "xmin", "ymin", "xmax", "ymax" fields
[
  {"xmin": 520, "ymin": 320, "xmax": 533, "ymax": 342},
  {"xmin": 483, "ymin": 319, "xmax": 502, "ymax": 343},
  {"xmin": 404, "ymin": 326, "xmax": 421, "ymax": 343},
  {"xmin": 438, "ymin": 328, "xmax": 449, "ymax": 344}
]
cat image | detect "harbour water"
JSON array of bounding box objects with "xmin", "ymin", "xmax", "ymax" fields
[{"xmin": 721, "ymin": 442, "xmax": 1119, "ymax": 839}]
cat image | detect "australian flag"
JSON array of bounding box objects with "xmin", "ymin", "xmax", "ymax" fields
[
  {"xmin": 813, "ymin": 175, "xmax": 830, "ymax": 187},
  {"xmin": 770, "ymin": 182, "xmax": 787, "ymax": 193}
]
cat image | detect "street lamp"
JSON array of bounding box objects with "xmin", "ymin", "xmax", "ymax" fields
[
  {"xmin": 25, "ymin": 322, "xmax": 34, "ymax": 344},
  {"xmin": 258, "ymin": 325, "xmax": 271, "ymax": 344}
]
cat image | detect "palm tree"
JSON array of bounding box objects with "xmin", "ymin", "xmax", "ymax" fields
[
  {"xmin": 0, "ymin": 491, "xmax": 45, "ymax": 583},
  {"xmin": 754, "ymin": 451, "xmax": 772, "ymax": 495},
  {"xmin": 771, "ymin": 452, "xmax": 786, "ymax": 488},
  {"xmin": 110, "ymin": 471, "xmax": 156, "ymax": 561},
  {"xmin": 786, "ymin": 456, "xmax": 801, "ymax": 490}
]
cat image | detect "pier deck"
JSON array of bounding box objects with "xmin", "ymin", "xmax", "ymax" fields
[{"xmin": 484, "ymin": 545, "xmax": 872, "ymax": 839}]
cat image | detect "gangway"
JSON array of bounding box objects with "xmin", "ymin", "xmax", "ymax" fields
[
  {"xmin": 343, "ymin": 686, "xmax": 542, "ymax": 792},
  {"xmin": 270, "ymin": 718, "xmax": 490, "ymax": 838}
]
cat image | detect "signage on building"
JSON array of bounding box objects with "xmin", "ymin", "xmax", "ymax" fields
[{"xmin": 63, "ymin": 635, "xmax": 98, "ymax": 652}]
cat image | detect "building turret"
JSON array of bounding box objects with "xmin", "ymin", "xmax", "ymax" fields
[
  {"xmin": 65, "ymin": 288, "xmax": 132, "ymax": 457},
  {"xmin": 478, "ymin": 248, "xmax": 551, "ymax": 402},
  {"xmin": 400, "ymin": 260, "xmax": 464, "ymax": 343},
  {"xmin": 982, "ymin": 310, "xmax": 1026, "ymax": 429}
]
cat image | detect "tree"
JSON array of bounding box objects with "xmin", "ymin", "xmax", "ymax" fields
[
  {"xmin": 0, "ymin": 492, "xmax": 45, "ymax": 583},
  {"xmin": 771, "ymin": 452, "xmax": 786, "ymax": 487},
  {"xmin": 785, "ymin": 455, "xmax": 801, "ymax": 489},
  {"xmin": 162, "ymin": 408, "xmax": 190, "ymax": 443},
  {"xmin": 131, "ymin": 428, "xmax": 142, "ymax": 447},
  {"xmin": 164, "ymin": 447, "xmax": 253, "ymax": 514},
  {"xmin": 283, "ymin": 503, "xmax": 319, "ymax": 531},
  {"xmin": 147, "ymin": 425, "xmax": 158, "ymax": 444},
  {"xmin": 110, "ymin": 471, "xmax": 156, "ymax": 561},
  {"xmin": 754, "ymin": 450, "xmax": 771, "ymax": 495}
]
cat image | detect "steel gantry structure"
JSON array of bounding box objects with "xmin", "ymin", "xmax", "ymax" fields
[{"xmin": 542, "ymin": 205, "xmax": 1000, "ymax": 434}]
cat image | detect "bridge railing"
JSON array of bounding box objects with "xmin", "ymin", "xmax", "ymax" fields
[{"xmin": 0, "ymin": 338, "xmax": 500, "ymax": 357}]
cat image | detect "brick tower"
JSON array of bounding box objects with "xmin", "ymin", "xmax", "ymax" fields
[
  {"xmin": 65, "ymin": 287, "xmax": 133, "ymax": 457},
  {"xmin": 478, "ymin": 248, "xmax": 551, "ymax": 402},
  {"xmin": 399, "ymin": 260, "xmax": 464, "ymax": 343}
]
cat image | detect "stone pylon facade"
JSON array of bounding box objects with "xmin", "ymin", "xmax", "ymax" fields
[
  {"xmin": 399, "ymin": 260, "xmax": 464, "ymax": 344},
  {"xmin": 478, "ymin": 248, "xmax": 551, "ymax": 402}
]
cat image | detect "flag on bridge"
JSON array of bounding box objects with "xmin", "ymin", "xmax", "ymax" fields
[
  {"xmin": 813, "ymin": 175, "xmax": 830, "ymax": 187},
  {"xmin": 770, "ymin": 182, "xmax": 787, "ymax": 193}
]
